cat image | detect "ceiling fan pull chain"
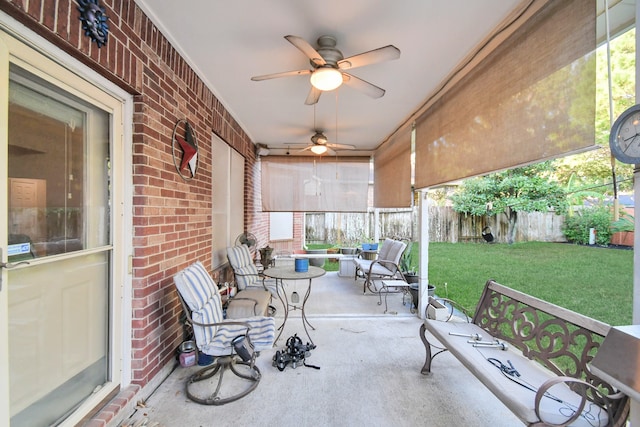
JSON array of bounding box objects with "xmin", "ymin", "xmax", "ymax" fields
[
  {"xmin": 335, "ymin": 90, "xmax": 339, "ymax": 145},
  {"xmin": 335, "ymin": 90, "xmax": 340, "ymax": 177}
]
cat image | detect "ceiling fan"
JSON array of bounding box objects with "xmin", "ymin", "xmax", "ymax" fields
[
  {"xmin": 251, "ymin": 35, "xmax": 400, "ymax": 105},
  {"xmin": 300, "ymin": 130, "xmax": 356, "ymax": 155},
  {"xmin": 262, "ymin": 130, "xmax": 355, "ymax": 156}
]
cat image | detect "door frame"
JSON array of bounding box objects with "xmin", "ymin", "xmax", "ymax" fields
[{"xmin": 0, "ymin": 12, "xmax": 133, "ymax": 425}]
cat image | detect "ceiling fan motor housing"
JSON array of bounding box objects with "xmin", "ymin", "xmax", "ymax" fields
[
  {"xmin": 311, "ymin": 35, "xmax": 343, "ymax": 69},
  {"xmin": 311, "ymin": 131, "xmax": 328, "ymax": 145}
]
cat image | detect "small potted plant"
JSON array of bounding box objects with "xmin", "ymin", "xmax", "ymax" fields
[
  {"xmin": 304, "ymin": 245, "xmax": 327, "ymax": 267},
  {"xmin": 610, "ymin": 212, "xmax": 634, "ymax": 247},
  {"xmin": 408, "ymin": 281, "xmax": 437, "ymax": 310},
  {"xmin": 399, "ymin": 243, "xmax": 417, "ymax": 281},
  {"xmin": 326, "ymin": 245, "xmax": 341, "ymax": 262},
  {"xmin": 361, "ymin": 236, "xmax": 379, "ymax": 252},
  {"xmin": 340, "ymin": 236, "xmax": 359, "ymax": 255},
  {"xmin": 403, "ymin": 269, "xmax": 419, "ymax": 284},
  {"xmin": 259, "ymin": 245, "xmax": 273, "ymax": 268}
]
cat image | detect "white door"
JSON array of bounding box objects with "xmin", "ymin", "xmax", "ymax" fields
[{"xmin": 0, "ymin": 30, "xmax": 126, "ymax": 426}]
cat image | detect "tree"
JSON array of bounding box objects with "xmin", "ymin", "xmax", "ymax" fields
[{"xmin": 450, "ymin": 163, "xmax": 568, "ymax": 244}]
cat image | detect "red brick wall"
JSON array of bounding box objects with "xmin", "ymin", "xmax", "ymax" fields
[{"xmin": 0, "ymin": 0, "xmax": 269, "ymax": 423}]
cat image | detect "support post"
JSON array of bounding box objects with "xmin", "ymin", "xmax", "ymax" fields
[
  {"xmin": 631, "ymin": 163, "xmax": 640, "ymax": 426},
  {"xmin": 418, "ymin": 189, "xmax": 430, "ymax": 319},
  {"xmin": 374, "ymin": 208, "xmax": 380, "ymax": 243}
]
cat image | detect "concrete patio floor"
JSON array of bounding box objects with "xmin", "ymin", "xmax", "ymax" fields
[{"xmin": 119, "ymin": 270, "xmax": 521, "ymax": 427}]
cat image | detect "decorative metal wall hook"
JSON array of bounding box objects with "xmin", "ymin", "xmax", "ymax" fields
[{"xmin": 78, "ymin": 0, "xmax": 109, "ymax": 48}]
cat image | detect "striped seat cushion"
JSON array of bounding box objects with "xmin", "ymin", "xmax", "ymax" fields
[
  {"xmin": 201, "ymin": 316, "xmax": 276, "ymax": 353},
  {"xmin": 174, "ymin": 261, "xmax": 224, "ymax": 346},
  {"xmin": 175, "ymin": 261, "xmax": 275, "ymax": 355},
  {"xmin": 227, "ymin": 245, "xmax": 260, "ymax": 290}
]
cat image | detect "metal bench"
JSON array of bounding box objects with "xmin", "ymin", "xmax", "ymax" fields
[{"xmin": 419, "ymin": 279, "xmax": 630, "ymax": 426}]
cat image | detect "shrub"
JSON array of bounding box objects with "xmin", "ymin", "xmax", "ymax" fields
[{"xmin": 562, "ymin": 206, "xmax": 612, "ymax": 245}]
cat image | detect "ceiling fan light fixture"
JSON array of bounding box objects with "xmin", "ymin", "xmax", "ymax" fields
[
  {"xmin": 310, "ymin": 67, "xmax": 342, "ymax": 91},
  {"xmin": 310, "ymin": 144, "xmax": 328, "ymax": 155}
]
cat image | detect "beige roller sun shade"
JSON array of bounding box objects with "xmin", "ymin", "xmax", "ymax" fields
[
  {"xmin": 414, "ymin": 0, "xmax": 597, "ymax": 189},
  {"xmin": 374, "ymin": 125, "xmax": 412, "ymax": 208},
  {"xmin": 261, "ymin": 156, "xmax": 370, "ymax": 212}
]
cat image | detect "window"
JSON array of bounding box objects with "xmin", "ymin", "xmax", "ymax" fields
[{"xmin": 269, "ymin": 212, "xmax": 293, "ymax": 241}]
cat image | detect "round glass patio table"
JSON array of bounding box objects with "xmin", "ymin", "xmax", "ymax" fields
[{"xmin": 263, "ymin": 265, "xmax": 325, "ymax": 345}]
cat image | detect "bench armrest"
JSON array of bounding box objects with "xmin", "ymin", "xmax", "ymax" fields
[
  {"xmin": 229, "ymin": 296, "xmax": 259, "ymax": 314},
  {"xmin": 234, "ymin": 272, "xmax": 275, "ymax": 292},
  {"xmin": 234, "ymin": 272, "xmax": 261, "ymax": 278},
  {"xmin": 190, "ymin": 318, "xmax": 252, "ymax": 330},
  {"xmin": 534, "ymin": 376, "xmax": 613, "ymax": 427}
]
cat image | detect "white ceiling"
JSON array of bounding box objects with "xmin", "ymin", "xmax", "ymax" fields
[{"xmin": 135, "ymin": 1, "xmax": 530, "ymax": 156}]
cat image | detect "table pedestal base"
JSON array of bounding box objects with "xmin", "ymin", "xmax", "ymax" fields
[
  {"xmin": 263, "ymin": 266, "xmax": 325, "ymax": 346},
  {"xmin": 274, "ymin": 277, "xmax": 315, "ymax": 345}
]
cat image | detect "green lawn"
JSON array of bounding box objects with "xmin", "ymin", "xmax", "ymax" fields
[
  {"xmin": 422, "ymin": 242, "xmax": 633, "ymax": 326},
  {"xmin": 306, "ymin": 241, "xmax": 633, "ymax": 326}
]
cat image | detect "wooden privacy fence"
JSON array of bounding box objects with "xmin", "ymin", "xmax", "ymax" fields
[{"xmin": 305, "ymin": 207, "xmax": 567, "ymax": 245}]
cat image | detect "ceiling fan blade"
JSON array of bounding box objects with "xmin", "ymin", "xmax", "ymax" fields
[
  {"xmin": 338, "ymin": 45, "xmax": 400, "ymax": 70},
  {"xmin": 251, "ymin": 69, "xmax": 311, "ymax": 81},
  {"xmin": 342, "ymin": 73, "xmax": 385, "ymax": 99},
  {"xmin": 304, "ymin": 86, "xmax": 322, "ymax": 105},
  {"xmin": 327, "ymin": 143, "xmax": 356, "ymax": 150},
  {"xmin": 285, "ymin": 35, "xmax": 326, "ymax": 66},
  {"xmin": 296, "ymin": 145, "xmax": 314, "ymax": 153},
  {"xmin": 267, "ymin": 143, "xmax": 309, "ymax": 148}
]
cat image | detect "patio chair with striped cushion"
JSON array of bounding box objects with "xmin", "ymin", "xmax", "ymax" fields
[
  {"xmin": 174, "ymin": 261, "xmax": 275, "ymax": 405},
  {"xmin": 227, "ymin": 245, "xmax": 277, "ymax": 296}
]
